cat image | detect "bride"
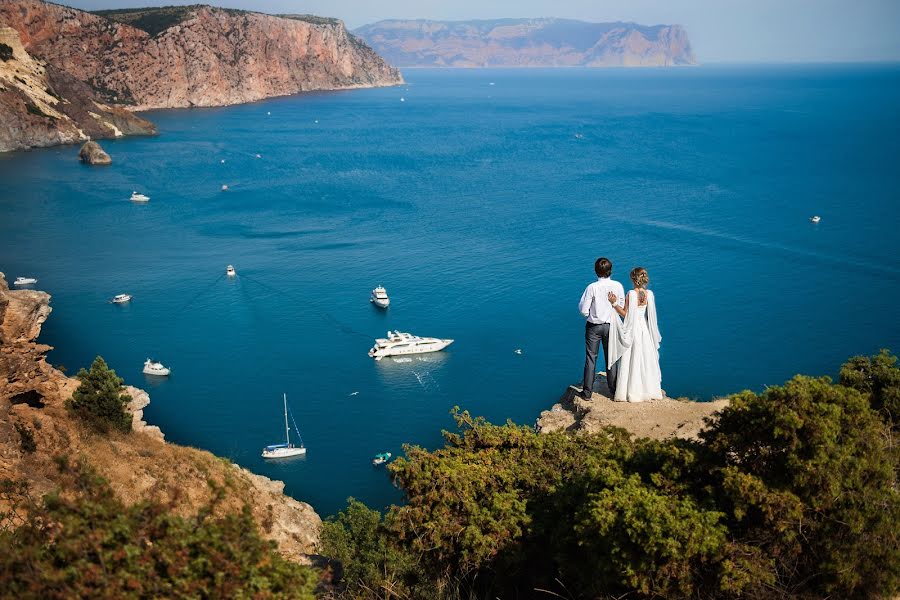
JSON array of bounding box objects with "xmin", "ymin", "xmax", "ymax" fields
[{"xmin": 605, "ymin": 267, "xmax": 663, "ymax": 402}]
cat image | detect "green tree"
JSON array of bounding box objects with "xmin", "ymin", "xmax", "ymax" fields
[
  {"xmin": 66, "ymin": 356, "xmax": 132, "ymax": 433},
  {"xmin": 840, "ymin": 348, "xmax": 900, "ymax": 426},
  {"xmin": 701, "ymin": 375, "xmax": 900, "ymax": 597},
  {"xmin": 0, "ymin": 43, "xmax": 12, "ymax": 62},
  {"xmin": 0, "ymin": 459, "xmax": 317, "ymax": 598},
  {"xmin": 14, "ymin": 423, "xmax": 36, "ymax": 454},
  {"xmin": 320, "ymin": 498, "xmax": 423, "ymax": 596}
]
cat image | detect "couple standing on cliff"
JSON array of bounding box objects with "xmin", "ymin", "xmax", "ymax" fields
[{"xmin": 578, "ymin": 257, "xmax": 663, "ymax": 402}]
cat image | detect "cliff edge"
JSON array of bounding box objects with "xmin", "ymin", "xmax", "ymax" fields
[
  {"xmin": 0, "ymin": 272, "xmax": 321, "ymax": 562},
  {"xmin": 537, "ymin": 378, "xmax": 728, "ymax": 440}
]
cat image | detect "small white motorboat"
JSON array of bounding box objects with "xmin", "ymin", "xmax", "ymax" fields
[
  {"xmin": 372, "ymin": 452, "xmax": 392, "ymax": 466},
  {"xmin": 370, "ymin": 286, "xmax": 390, "ymax": 308},
  {"xmin": 221, "ymin": 184, "xmax": 229, "ymax": 191},
  {"xmin": 262, "ymin": 394, "xmax": 307, "ymax": 459},
  {"xmin": 130, "ymin": 191, "xmax": 150, "ymax": 202},
  {"xmin": 143, "ymin": 359, "xmax": 170, "ymax": 376},
  {"xmin": 810, "ymin": 215, "xmax": 821, "ymax": 223},
  {"xmin": 13, "ymin": 277, "xmax": 37, "ymax": 286},
  {"xmin": 368, "ymin": 331, "xmax": 454, "ymax": 360},
  {"xmin": 226, "ymin": 265, "xmax": 236, "ymax": 277},
  {"xmin": 111, "ymin": 294, "xmax": 132, "ymax": 304}
]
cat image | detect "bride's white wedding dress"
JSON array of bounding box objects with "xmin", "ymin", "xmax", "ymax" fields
[{"xmin": 607, "ymin": 289, "xmax": 663, "ymax": 402}]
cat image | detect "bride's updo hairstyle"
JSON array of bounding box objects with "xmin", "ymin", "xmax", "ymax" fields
[{"xmin": 630, "ymin": 267, "xmax": 649, "ymax": 289}]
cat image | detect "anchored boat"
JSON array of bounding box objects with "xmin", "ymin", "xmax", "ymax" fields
[
  {"xmin": 111, "ymin": 294, "xmax": 132, "ymax": 304},
  {"xmin": 143, "ymin": 359, "xmax": 170, "ymax": 376},
  {"xmin": 372, "ymin": 452, "xmax": 392, "ymax": 466},
  {"xmin": 368, "ymin": 331, "xmax": 453, "ymax": 360},
  {"xmin": 130, "ymin": 191, "xmax": 150, "ymax": 202},
  {"xmin": 370, "ymin": 286, "xmax": 390, "ymax": 308},
  {"xmin": 262, "ymin": 394, "xmax": 307, "ymax": 459},
  {"xmin": 13, "ymin": 277, "xmax": 37, "ymax": 286}
]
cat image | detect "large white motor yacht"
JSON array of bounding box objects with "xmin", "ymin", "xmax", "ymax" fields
[
  {"xmin": 368, "ymin": 331, "xmax": 453, "ymax": 360},
  {"xmin": 143, "ymin": 359, "xmax": 170, "ymax": 376},
  {"xmin": 370, "ymin": 286, "xmax": 390, "ymax": 308},
  {"xmin": 13, "ymin": 277, "xmax": 37, "ymax": 286},
  {"xmin": 130, "ymin": 191, "xmax": 150, "ymax": 202},
  {"xmin": 111, "ymin": 294, "xmax": 132, "ymax": 304}
]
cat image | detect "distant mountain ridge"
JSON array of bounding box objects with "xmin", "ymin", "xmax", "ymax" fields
[{"xmin": 354, "ymin": 18, "xmax": 696, "ymax": 67}]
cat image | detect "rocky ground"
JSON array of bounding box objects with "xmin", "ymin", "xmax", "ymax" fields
[
  {"xmin": 0, "ymin": 272, "xmax": 321, "ymax": 562},
  {"xmin": 537, "ymin": 375, "xmax": 729, "ymax": 441}
]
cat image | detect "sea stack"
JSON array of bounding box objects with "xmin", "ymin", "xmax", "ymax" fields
[{"xmin": 78, "ymin": 140, "xmax": 111, "ymax": 165}]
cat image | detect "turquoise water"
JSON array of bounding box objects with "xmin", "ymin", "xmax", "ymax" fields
[{"xmin": 1, "ymin": 65, "xmax": 899, "ymax": 516}]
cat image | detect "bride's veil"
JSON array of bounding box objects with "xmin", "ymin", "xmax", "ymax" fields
[{"xmin": 607, "ymin": 289, "xmax": 662, "ymax": 369}]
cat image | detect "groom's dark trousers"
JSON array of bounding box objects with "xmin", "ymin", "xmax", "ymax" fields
[{"xmin": 583, "ymin": 322, "xmax": 618, "ymax": 397}]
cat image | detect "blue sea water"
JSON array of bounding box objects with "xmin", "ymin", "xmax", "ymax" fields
[{"xmin": 1, "ymin": 65, "xmax": 899, "ymax": 516}]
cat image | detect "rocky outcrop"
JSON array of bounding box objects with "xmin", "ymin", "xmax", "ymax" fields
[
  {"xmin": 355, "ymin": 19, "xmax": 696, "ymax": 68},
  {"xmin": 0, "ymin": 25, "xmax": 156, "ymax": 153},
  {"xmin": 0, "ymin": 272, "xmax": 322, "ymax": 562},
  {"xmin": 78, "ymin": 140, "xmax": 111, "ymax": 165},
  {"xmin": 537, "ymin": 382, "xmax": 728, "ymax": 441},
  {"xmin": 0, "ymin": 0, "xmax": 402, "ymax": 113}
]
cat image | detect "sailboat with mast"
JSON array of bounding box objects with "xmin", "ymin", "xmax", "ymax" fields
[{"xmin": 261, "ymin": 394, "xmax": 307, "ymax": 459}]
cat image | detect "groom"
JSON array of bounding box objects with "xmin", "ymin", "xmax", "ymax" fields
[{"xmin": 578, "ymin": 257, "xmax": 625, "ymax": 399}]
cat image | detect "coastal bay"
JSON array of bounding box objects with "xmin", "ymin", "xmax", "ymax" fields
[{"xmin": 1, "ymin": 65, "xmax": 898, "ymax": 516}]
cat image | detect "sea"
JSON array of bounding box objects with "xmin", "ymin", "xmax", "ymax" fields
[{"xmin": 1, "ymin": 65, "xmax": 899, "ymax": 516}]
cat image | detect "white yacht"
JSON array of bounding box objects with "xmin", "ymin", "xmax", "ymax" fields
[
  {"xmin": 368, "ymin": 331, "xmax": 453, "ymax": 360},
  {"xmin": 143, "ymin": 359, "xmax": 170, "ymax": 376},
  {"xmin": 226, "ymin": 265, "xmax": 236, "ymax": 277},
  {"xmin": 111, "ymin": 294, "xmax": 132, "ymax": 304},
  {"xmin": 262, "ymin": 394, "xmax": 307, "ymax": 459},
  {"xmin": 370, "ymin": 286, "xmax": 390, "ymax": 308},
  {"xmin": 130, "ymin": 191, "xmax": 150, "ymax": 202},
  {"xmin": 221, "ymin": 184, "xmax": 228, "ymax": 191},
  {"xmin": 810, "ymin": 215, "xmax": 821, "ymax": 223},
  {"xmin": 13, "ymin": 277, "xmax": 37, "ymax": 286}
]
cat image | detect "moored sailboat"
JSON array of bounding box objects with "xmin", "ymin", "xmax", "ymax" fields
[{"xmin": 262, "ymin": 394, "xmax": 307, "ymax": 459}]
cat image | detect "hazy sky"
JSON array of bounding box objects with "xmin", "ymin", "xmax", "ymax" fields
[{"xmin": 65, "ymin": 0, "xmax": 900, "ymax": 63}]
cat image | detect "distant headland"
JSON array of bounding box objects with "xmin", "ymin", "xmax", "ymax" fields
[
  {"xmin": 354, "ymin": 18, "xmax": 697, "ymax": 68},
  {"xmin": 0, "ymin": 0, "xmax": 403, "ymax": 152}
]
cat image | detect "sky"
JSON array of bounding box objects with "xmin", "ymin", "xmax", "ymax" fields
[{"xmin": 64, "ymin": 0, "xmax": 900, "ymax": 63}]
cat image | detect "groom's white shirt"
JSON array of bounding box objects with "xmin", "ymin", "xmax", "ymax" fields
[{"xmin": 579, "ymin": 277, "xmax": 625, "ymax": 324}]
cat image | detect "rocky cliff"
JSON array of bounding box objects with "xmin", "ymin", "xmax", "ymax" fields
[
  {"xmin": 0, "ymin": 25, "xmax": 156, "ymax": 152},
  {"xmin": 537, "ymin": 378, "xmax": 727, "ymax": 440},
  {"xmin": 0, "ymin": 0, "xmax": 402, "ymax": 151},
  {"xmin": 355, "ymin": 18, "xmax": 696, "ymax": 68},
  {"xmin": 0, "ymin": 272, "xmax": 321, "ymax": 563}
]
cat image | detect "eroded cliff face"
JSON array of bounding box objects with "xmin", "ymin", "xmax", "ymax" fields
[
  {"xmin": 0, "ymin": 25, "xmax": 156, "ymax": 152},
  {"xmin": 0, "ymin": 0, "xmax": 402, "ymax": 112},
  {"xmin": 355, "ymin": 19, "xmax": 696, "ymax": 68},
  {"xmin": 0, "ymin": 272, "xmax": 321, "ymax": 562}
]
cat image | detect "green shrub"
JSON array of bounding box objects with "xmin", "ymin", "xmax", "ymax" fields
[
  {"xmin": 320, "ymin": 498, "xmax": 424, "ymax": 595},
  {"xmin": 13, "ymin": 423, "xmax": 36, "ymax": 454},
  {"xmin": 66, "ymin": 356, "xmax": 133, "ymax": 433},
  {"xmin": 325, "ymin": 355, "xmax": 900, "ymax": 599},
  {"xmin": 0, "ymin": 43, "xmax": 13, "ymax": 62},
  {"xmin": 0, "ymin": 459, "xmax": 317, "ymax": 598},
  {"xmin": 840, "ymin": 348, "xmax": 900, "ymax": 426}
]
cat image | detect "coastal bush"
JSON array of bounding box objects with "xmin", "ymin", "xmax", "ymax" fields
[
  {"xmin": 14, "ymin": 423, "xmax": 36, "ymax": 454},
  {"xmin": 323, "ymin": 356, "xmax": 900, "ymax": 599},
  {"xmin": 839, "ymin": 348, "xmax": 900, "ymax": 426},
  {"xmin": 0, "ymin": 43, "xmax": 13, "ymax": 62},
  {"xmin": 66, "ymin": 356, "xmax": 133, "ymax": 433},
  {"xmin": 0, "ymin": 458, "xmax": 317, "ymax": 598},
  {"xmin": 320, "ymin": 498, "xmax": 425, "ymax": 596}
]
